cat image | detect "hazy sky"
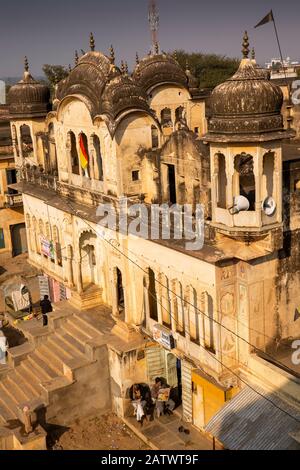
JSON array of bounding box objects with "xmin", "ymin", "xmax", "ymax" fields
[{"xmin": 0, "ymin": 0, "xmax": 299, "ymax": 77}]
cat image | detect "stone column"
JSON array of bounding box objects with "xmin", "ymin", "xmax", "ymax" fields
[
  {"xmin": 66, "ymin": 245, "xmax": 74, "ymax": 287},
  {"xmin": 75, "ymin": 257, "xmax": 83, "ymax": 294}
]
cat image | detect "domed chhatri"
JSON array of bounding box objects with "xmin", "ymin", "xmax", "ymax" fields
[
  {"xmin": 8, "ymin": 57, "xmax": 50, "ymax": 118},
  {"xmin": 206, "ymin": 32, "xmax": 290, "ymax": 141},
  {"xmin": 132, "ymin": 52, "xmax": 188, "ymax": 93}
]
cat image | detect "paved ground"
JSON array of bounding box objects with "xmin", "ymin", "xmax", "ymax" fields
[{"xmin": 125, "ymin": 410, "xmax": 220, "ymax": 450}]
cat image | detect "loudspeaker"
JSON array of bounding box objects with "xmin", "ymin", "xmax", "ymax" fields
[
  {"xmin": 229, "ymin": 195, "xmax": 250, "ymax": 214},
  {"xmin": 262, "ymin": 196, "xmax": 276, "ymax": 216}
]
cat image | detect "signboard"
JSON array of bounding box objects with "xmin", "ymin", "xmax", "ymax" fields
[
  {"xmin": 40, "ymin": 237, "xmax": 55, "ymax": 259},
  {"xmin": 153, "ymin": 323, "xmax": 175, "ymax": 350}
]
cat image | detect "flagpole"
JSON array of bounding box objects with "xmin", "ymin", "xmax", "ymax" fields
[{"xmin": 272, "ymin": 14, "xmax": 291, "ymax": 103}]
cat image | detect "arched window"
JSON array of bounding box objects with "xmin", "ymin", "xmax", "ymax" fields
[
  {"xmin": 79, "ymin": 133, "xmax": 90, "ymax": 177},
  {"xmin": 234, "ymin": 154, "xmax": 255, "ymax": 211},
  {"xmin": 48, "ymin": 123, "xmax": 58, "ymax": 174},
  {"xmin": 53, "ymin": 225, "xmax": 62, "ymax": 266},
  {"xmin": 20, "ymin": 125, "xmax": 33, "ymax": 158},
  {"xmin": 69, "ymin": 131, "xmax": 79, "ymax": 175},
  {"xmin": 161, "ymin": 108, "xmax": 172, "ymax": 128},
  {"xmin": 151, "ymin": 125, "xmax": 159, "ymax": 149},
  {"xmin": 93, "ymin": 135, "xmax": 103, "ymax": 181},
  {"xmin": 175, "ymin": 106, "xmax": 184, "ymax": 123},
  {"xmin": 216, "ymin": 153, "xmax": 227, "ymax": 209},
  {"xmin": 148, "ymin": 268, "xmax": 158, "ymax": 321},
  {"xmin": 263, "ymin": 152, "xmax": 275, "ymax": 200}
]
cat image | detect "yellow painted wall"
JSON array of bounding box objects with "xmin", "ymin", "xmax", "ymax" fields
[{"xmin": 192, "ymin": 370, "xmax": 238, "ymax": 426}]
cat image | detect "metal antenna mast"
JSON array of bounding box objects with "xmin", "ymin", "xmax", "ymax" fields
[{"xmin": 148, "ymin": 0, "xmax": 159, "ymax": 53}]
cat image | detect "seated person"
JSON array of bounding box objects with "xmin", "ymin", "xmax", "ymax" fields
[
  {"xmin": 129, "ymin": 383, "xmax": 154, "ymax": 423},
  {"xmin": 151, "ymin": 377, "xmax": 175, "ymax": 417}
]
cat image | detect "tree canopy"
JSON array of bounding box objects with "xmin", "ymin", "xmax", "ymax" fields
[
  {"xmin": 42, "ymin": 64, "xmax": 69, "ymax": 94},
  {"xmin": 172, "ymin": 50, "xmax": 239, "ymax": 89}
]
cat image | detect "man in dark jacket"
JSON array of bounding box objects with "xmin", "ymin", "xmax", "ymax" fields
[{"xmin": 40, "ymin": 295, "xmax": 53, "ymax": 326}]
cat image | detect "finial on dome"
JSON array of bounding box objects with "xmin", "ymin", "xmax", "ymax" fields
[
  {"xmin": 136, "ymin": 52, "xmax": 139, "ymax": 65},
  {"xmin": 24, "ymin": 56, "xmax": 29, "ymax": 72},
  {"xmin": 251, "ymin": 47, "xmax": 256, "ymax": 60},
  {"xmin": 120, "ymin": 60, "xmax": 126, "ymax": 75},
  {"xmin": 173, "ymin": 50, "xmax": 178, "ymax": 62},
  {"xmin": 155, "ymin": 42, "xmax": 159, "ymax": 55},
  {"xmin": 242, "ymin": 31, "xmax": 250, "ymax": 59},
  {"xmin": 125, "ymin": 62, "xmax": 129, "ymax": 74},
  {"xmin": 68, "ymin": 64, "xmax": 72, "ymax": 72},
  {"xmin": 110, "ymin": 45, "xmax": 115, "ymax": 64},
  {"xmin": 75, "ymin": 50, "xmax": 79, "ymax": 66},
  {"xmin": 90, "ymin": 32, "xmax": 95, "ymax": 51}
]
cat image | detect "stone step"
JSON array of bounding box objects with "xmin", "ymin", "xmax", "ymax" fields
[
  {"xmin": 28, "ymin": 353, "xmax": 59, "ymax": 380},
  {"xmin": 46, "ymin": 337, "xmax": 76, "ymax": 363},
  {"xmin": 36, "ymin": 345, "xmax": 64, "ymax": 374},
  {"xmin": 73, "ymin": 314, "xmax": 103, "ymax": 338},
  {"xmin": 0, "ymin": 385, "xmax": 18, "ymax": 419},
  {"xmin": 21, "ymin": 359, "xmax": 50, "ymax": 385},
  {"xmin": 56, "ymin": 330, "xmax": 86, "ymax": 355},
  {"xmin": 0, "ymin": 377, "xmax": 28, "ymax": 406},
  {"xmin": 7, "ymin": 371, "xmax": 36, "ymax": 401},
  {"xmin": 61, "ymin": 321, "xmax": 94, "ymax": 346},
  {"xmin": 14, "ymin": 366, "xmax": 42, "ymax": 396},
  {"xmin": 49, "ymin": 335, "xmax": 86, "ymax": 361},
  {"xmin": 0, "ymin": 403, "xmax": 17, "ymax": 424}
]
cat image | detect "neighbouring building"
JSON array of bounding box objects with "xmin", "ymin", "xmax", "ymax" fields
[
  {"xmin": 2, "ymin": 32, "xmax": 300, "ymax": 448},
  {"xmin": 0, "ymin": 105, "xmax": 26, "ymax": 258}
]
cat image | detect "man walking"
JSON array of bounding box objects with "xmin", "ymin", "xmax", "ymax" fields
[{"xmin": 40, "ymin": 295, "xmax": 53, "ymax": 326}]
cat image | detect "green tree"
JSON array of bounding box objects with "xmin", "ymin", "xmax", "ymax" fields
[
  {"xmin": 42, "ymin": 64, "xmax": 69, "ymax": 95},
  {"xmin": 172, "ymin": 50, "xmax": 239, "ymax": 89}
]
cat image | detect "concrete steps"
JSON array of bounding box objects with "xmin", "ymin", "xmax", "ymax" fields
[
  {"xmin": 69, "ymin": 286, "xmax": 103, "ymax": 310},
  {"xmin": 0, "ymin": 300, "xmax": 112, "ymax": 448}
]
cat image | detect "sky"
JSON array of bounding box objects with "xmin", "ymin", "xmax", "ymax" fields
[{"xmin": 0, "ymin": 0, "xmax": 299, "ymax": 77}]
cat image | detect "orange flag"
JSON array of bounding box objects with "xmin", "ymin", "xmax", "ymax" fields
[{"xmin": 79, "ymin": 135, "xmax": 89, "ymax": 170}]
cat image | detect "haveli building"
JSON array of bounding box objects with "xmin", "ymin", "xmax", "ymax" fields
[{"xmin": 1, "ymin": 32, "xmax": 300, "ymax": 449}]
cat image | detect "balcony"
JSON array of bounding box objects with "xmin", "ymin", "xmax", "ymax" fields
[{"xmin": 4, "ymin": 192, "xmax": 23, "ymax": 208}]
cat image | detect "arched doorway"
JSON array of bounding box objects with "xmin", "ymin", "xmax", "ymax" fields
[
  {"xmin": 11, "ymin": 223, "xmax": 28, "ymax": 257},
  {"xmin": 79, "ymin": 231, "xmax": 97, "ymax": 287},
  {"xmin": 116, "ymin": 268, "xmax": 125, "ymax": 316}
]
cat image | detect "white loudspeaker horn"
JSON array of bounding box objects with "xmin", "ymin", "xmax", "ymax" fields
[
  {"xmin": 229, "ymin": 195, "xmax": 250, "ymax": 214},
  {"xmin": 262, "ymin": 196, "xmax": 276, "ymax": 216}
]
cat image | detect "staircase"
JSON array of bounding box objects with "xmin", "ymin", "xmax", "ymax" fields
[
  {"xmin": 69, "ymin": 284, "xmax": 103, "ymax": 310},
  {"xmin": 0, "ymin": 303, "xmax": 113, "ymax": 449}
]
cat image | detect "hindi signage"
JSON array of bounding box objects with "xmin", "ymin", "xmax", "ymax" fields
[{"xmin": 153, "ymin": 323, "xmax": 175, "ymax": 350}]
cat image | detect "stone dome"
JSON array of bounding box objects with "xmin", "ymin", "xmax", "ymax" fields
[
  {"xmin": 208, "ymin": 58, "xmax": 284, "ymax": 137},
  {"xmin": 56, "ymin": 51, "xmax": 114, "ymax": 116},
  {"xmin": 132, "ymin": 53, "xmax": 188, "ymax": 93},
  {"xmin": 8, "ymin": 59, "xmax": 50, "ymax": 118},
  {"xmin": 101, "ymin": 72, "xmax": 152, "ymax": 122}
]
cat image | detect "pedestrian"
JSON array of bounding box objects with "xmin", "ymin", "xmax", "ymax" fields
[{"xmin": 40, "ymin": 295, "xmax": 53, "ymax": 326}]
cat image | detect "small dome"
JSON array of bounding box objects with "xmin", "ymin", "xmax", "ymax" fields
[
  {"xmin": 101, "ymin": 72, "xmax": 152, "ymax": 122},
  {"xmin": 208, "ymin": 58, "xmax": 284, "ymax": 136},
  {"xmin": 132, "ymin": 53, "xmax": 188, "ymax": 93},
  {"xmin": 56, "ymin": 51, "xmax": 113, "ymax": 116},
  {"xmin": 8, "ymin": 58, "xmax": 50, "ymax": 118}
]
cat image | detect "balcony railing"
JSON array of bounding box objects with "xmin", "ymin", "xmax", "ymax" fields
[
  {"xmin": 5, "ymin": 193, "xmax": 23, "ymax": 208},
  {"xmin": 21, "ymin": 166, "xmax": 58, "ymax": 191}
]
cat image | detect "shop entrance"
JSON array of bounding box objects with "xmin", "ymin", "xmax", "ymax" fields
[{"xmin": 146, "ymin": 347, "xmax": 182, "ymax": 408}]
